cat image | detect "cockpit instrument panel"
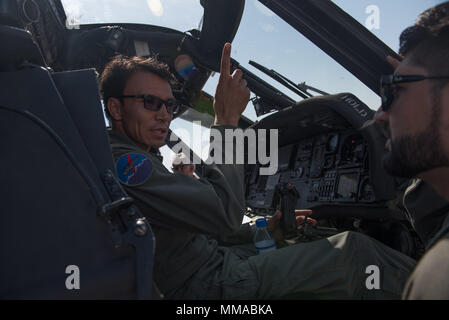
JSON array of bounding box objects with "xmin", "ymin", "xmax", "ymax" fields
[
  {"xmin": 245, "ymin": 93, "xmax": 397, "ymax": 217},
  {"xmin": 246, "ymin": 130, "xmax": 374, "ymax": 213}
]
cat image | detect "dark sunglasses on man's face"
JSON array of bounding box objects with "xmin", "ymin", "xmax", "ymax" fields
[
  {"xmin": 380, "ymin": 74, "xmax": 449, "ymax": 112},
  {"xmin": 118, "ymin": 94, "xmax": 180, "ymax": 115}
]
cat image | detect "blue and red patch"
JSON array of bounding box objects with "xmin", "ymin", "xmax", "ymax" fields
[{"xmin": 116, "ymin": 153, "xmax": 152, "ymax": 186}]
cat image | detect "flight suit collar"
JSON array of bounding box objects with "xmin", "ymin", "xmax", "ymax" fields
[
  {"xmin": 403, "ymin": 179, "xmax": 449, "ymax": 249},
  {"xmin": 107, "ymin": 128, "xmax": 163, "ymax": 162},
  {"xmin": 427, "ymin": 213, "xmax": 449, "ymax": 249}
]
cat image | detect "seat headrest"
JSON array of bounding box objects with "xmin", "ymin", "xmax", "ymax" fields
[
  {"xmin": 0, "ymin": 0, "xmax": 23, "ymax": 28},
  {"xmin": 0, "ymin": 25, "xmax": 46, "ymax": 70}
]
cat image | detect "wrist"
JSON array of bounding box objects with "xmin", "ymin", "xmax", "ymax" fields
[{"xmin": 214, "ymin": 116, "xmax": 240, "ymax": 127}]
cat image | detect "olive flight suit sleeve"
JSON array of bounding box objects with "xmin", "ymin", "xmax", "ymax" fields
[
  {"xmin": 402, "ymin": 181, "xmax": 449, "ymax": 299},
  {"xmin": 402, "ymin": 235, "xmax": 449, "ymax": 299},
  {"xmin": 110, "ymin": 125, "xmax": 246, "ymax": 236},
  {"xmin": 212, "ymin": 222, "xmax": 256, "ymax": 246},
  {"xmin": 402, "ymin": 213, "xmax": 449, "ymax": 299}
]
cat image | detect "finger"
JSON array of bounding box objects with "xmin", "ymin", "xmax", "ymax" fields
[
  {"xmin": 296, "ymin": 216, "xmax": 305, "ymax": 224},
  {"xmin": 272, "ymin": 210, "xmax": 282, "ymax": 221},
  {"xmin": 296, "ymin": 215, "xmax": 317, "ymax": 226},
  {"xmin": 219, "ymin": 43, "xmax": 232, "ymax": 81},
  {"xmin": 239, "ymin": 79, "xmax": 248, "ymax": 89},
  {"xmin": 231, "ymin": 69, "xmax": 243, "ymax": 82},
  {"xmin": 268, "ymin": 212, "xmax": 281, "ymax": 224},
  {"xmin": 386, "ymin": 55, "xmax": 401, "ymax": 69},
  {"xmin": 294, "ymin": 209, "xmax": 312, "ymax": 216}
]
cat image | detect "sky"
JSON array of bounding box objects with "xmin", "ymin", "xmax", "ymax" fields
[{"xmin": 62, "ymin": 0, "xmax": 447, "ymax": 170}]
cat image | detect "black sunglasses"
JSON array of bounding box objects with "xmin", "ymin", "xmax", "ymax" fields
[
  {"xmin": 118, "ymin": 94, "xmax": 180, "ymax": 115},
  {"xmin": 380, "ymin": 74, "xmax": 449, "ymax": 112}
]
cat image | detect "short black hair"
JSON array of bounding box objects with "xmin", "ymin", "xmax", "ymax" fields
[
  {"xmin": 100, "ymin": 55, "xmax": 174, "ymax": 121},
  {"xmin": 398, "ymin": 2, "xmax": 449, "ymax": 90},
  {"xmin": 416, "ymin": 1, "xmax": 449, "ymax": 33}
]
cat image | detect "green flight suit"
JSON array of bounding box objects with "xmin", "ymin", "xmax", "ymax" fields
[
  {"xmin": 109, "ymin": 127, "xmax": 416, "ymax": 299},
  {"xmin": 402, "ymin": 180, "xmax": 449, "ymax": 299}
]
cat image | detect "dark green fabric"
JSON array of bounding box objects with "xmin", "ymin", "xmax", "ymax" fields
[
  {"xmin": 178, "ymin": 232, "xmax": 416, "ymax": 300},
  {"xmin": 403, "ymin": 179, "xmax": 449, "ymax": 249},
  {"xmin": 402, "ymin": 210, "xmax": 449, "ymax": 299},
  {"xmin": 212, "ymin": 222, "xmax": 256, "ymax": 246},
  {"xmin": 402, "ymin": 220, "xmax": 449, "ymax": 299},
  {"xmin": 109, "ymin": 127, "xmax": 246, "ymax": 296},
  {"xmin": 109, "ymin": 128, "xmax": 416, "ymax": 299},
  {"xmin": 402, "ymin": 180, "xmax": 449, "ymax": 299}
]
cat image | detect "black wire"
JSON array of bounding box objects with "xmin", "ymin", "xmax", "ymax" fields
[{"xmin": 0, "ymin": 105, "xmax": 105, "ymax": 208}]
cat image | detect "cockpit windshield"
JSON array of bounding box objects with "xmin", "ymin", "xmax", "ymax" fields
[
  {"xmin": 61, "ymin": 0, "xmax": 204, "ymax": 32},
  {"xmin": 61, "ymin": 0, "xmax": 445, "ymax": 168}
]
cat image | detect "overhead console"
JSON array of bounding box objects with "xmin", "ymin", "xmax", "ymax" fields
[{"xmin": 245, "ymin": 93, "xmax": 400, "ymax": 220}]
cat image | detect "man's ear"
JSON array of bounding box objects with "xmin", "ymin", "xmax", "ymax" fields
[{"xmin": 107, "ymin": 97, "xmax": 123, "ymax": 121}]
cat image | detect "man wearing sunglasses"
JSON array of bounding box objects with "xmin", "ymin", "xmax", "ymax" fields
[
  {"xmin": 101, "ymin": 43, "xmax": 254, "ymax": 298},
  {"xmin": 374, "ymin": 2, "xmax": 449, "ymax": 299},
  {"xmin": 100, "ymin": 43, "xmax": 416, "ymax": 299}
]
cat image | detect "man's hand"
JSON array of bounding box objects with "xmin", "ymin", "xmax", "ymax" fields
[
  {"xmin": 294, "ymin": 210, "xmax": 317, "ymax": 227},
  {"xmin": 267, "ymin": 209, "xmax": 317, "ymax": 242},
  {"xmin": 386, "ymin": 55, "xmax": 401, "ymax": 70},
  {"xmin": 267, "ymin": 210, "xmax": 283, "ymax": 242},
  {"xmin": 213, "ymin": 43, "xmax": 250, "ymax": 126}
]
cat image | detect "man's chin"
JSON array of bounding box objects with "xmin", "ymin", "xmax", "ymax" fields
[
  {"xmin": 382, "ymin": 150, "xmax": 427, "ymax": 179},
  {"xmin": 147, "ymin": 137, "xmax": 167, "ymax": 149},
  {"xmin": 383, "ymin": 154, "xmax": 412, "ymax": 178}
]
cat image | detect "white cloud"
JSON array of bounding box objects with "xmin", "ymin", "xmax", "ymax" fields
[
  {"xmin": 261, "ymin": 23, "xmax": 275, "ymax": 33},
  {"xmin": 146, "ymin": 0, "xmax": 164, "ymax": 17},
  {"xmin": 253, "ymin": 0, "xmax": 274, "ymax": 17}
]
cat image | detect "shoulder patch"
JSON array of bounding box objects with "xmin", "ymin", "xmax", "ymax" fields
[{"xmin": 116, "ymin": 153, "xmax": 152, "ymax": 186}]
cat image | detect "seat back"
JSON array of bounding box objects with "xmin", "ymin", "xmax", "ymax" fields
[{"xmin": 0, "ymin": 18, "xmax": 154, "ymax": 299}]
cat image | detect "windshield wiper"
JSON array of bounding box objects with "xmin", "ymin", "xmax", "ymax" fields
[
  {"xmin": 230, "ymin": 58, "xmax": 296, "ymax": 116},
  {"xmin": 249, "ymin": 60, "xmax": 329, "ymax": 99}
]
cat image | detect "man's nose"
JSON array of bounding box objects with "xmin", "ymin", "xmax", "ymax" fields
[
  {"xmin": 156, "ymin": 103, "xmax": 172, "ymax": 121},
  {"xmin": 373, "ymin": 106, "xmax": 389, "ymax": 123}
]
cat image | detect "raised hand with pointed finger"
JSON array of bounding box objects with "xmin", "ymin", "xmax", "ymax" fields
[{"xmin": 213, "ymin": 43, "xmax": 251, "ymax": 126}]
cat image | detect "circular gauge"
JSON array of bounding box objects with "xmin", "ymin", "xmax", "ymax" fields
[{"xmin": 326, "ymin": 134, "xmax": 339, "ymax": 153}]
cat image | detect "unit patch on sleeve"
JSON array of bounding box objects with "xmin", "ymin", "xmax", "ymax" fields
[{"xmin": 116, "ymin": 153, "xmax": 152, "ymax": 186}]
